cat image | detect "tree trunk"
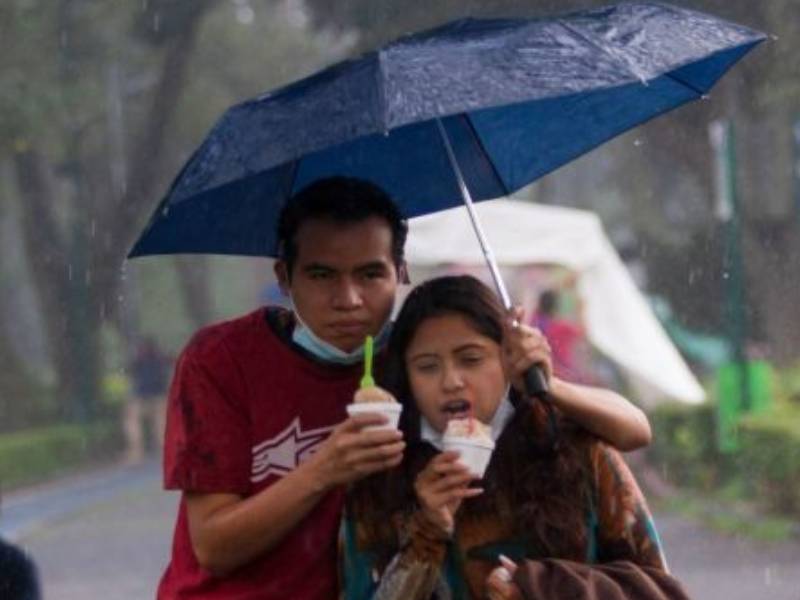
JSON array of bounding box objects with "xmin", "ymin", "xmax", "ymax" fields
[
  {"xmin": 8, "ymin": 1, "xmax": 218, "ymax": 424},
  {"xmin": 12, "ymin": 147, "xmax": 102, "ymax": 421}
]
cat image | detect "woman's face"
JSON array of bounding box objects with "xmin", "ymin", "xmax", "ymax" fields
[{"xmin": 405, "ymin": 313, "xmax": 507, "ymax": 433}]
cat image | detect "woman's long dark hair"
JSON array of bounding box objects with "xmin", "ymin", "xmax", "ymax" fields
[{"xmin": 348, "ymin": 275, "xmax": 593, "ymax": 567}]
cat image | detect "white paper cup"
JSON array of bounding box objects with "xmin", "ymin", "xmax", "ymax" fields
[
  {"xmin": 346, "ymin": 401, "xmax": 403, "ymax": 431},
  {"xmin": 442, "ymin": 436, "xmax": 495, "ymax": 478}
]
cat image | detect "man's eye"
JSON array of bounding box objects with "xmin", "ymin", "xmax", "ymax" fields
[
  {"xmin": 362, "ymin": 269, "xmax": 386, "ymax": 280},
  {"xmin": 309, "ymin": 271, "xmax": 332, "ymax": 280}
]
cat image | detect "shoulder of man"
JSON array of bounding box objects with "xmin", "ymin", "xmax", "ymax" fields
[{"xmin": 181, "ymin": 307, "xmax": 274, "ymax": 363}]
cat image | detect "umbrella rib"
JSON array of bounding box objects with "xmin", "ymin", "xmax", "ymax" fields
[
  {"xmin": 557, "ymin": 20, "xmax": 650, "ymax": 85},
  {"xmin": 663, "ymin": 71, "xmax": 706, "ymax": 97},
  {"xmin": 461, "ymin": 113, "xmax": 511, "ymax": 198},
  {"xmin": 283, "ymin": 159, "xmax": 300, "ymax": 199},
  {"xmin": 375, "ymin": 51, "xmax": 388, "ymax": 131}
]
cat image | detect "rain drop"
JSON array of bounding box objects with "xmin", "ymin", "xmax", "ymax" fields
[
  {"xmin": 722, "ymin": 271, "xmax": 730, "ymax": 279},
  {"xmin": 633, "ymin": 138, "xmax": 642, "ymax": 147},
  {"xmin": 235, "ymin": 5, "xmax": 255, "ymax": 25},
  {"xmin": 153, "ymin": 12, "xmax": 161, "ymax": 32}
]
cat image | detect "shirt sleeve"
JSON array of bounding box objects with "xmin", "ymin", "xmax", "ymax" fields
[
  {"xmin": 163, "ymin": 340, "xmax": 251, "ymax": 494},
  {"xmin": 591, "ymin": 444, "xmax": 669, "ymax": 571}
]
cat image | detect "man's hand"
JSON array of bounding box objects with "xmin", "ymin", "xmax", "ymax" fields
[
  {"xmin": 414, "ymin": 451, "xmax": 482, "ymax": 534},
  {"xmin": 306, "ymin": 413, "xmax": 405, "ymax": 491},
  {"xmin": 503, "ymin": 306, "xmax": 553, "ymax": 393},
  {"xmin": 485, "ymin": 555, "xmax": 523, "ymax": 600}
]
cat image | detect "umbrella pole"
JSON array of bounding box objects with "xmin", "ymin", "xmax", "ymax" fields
[
  {"xmin": 435, "ymin": 119, "xmax": 513, "ymax": 310},
  {"xmin": 435, "ymin": 119, "xmax": 549, "ymax": 399}
]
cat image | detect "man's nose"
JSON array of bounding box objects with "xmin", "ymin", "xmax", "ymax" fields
[{"xmin": 332, "ymin": 278, "xmax": 363, "ymax": 309}]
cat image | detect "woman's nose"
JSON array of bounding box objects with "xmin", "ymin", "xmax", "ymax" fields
[{"xmin": 441, "ymin": 364, "xmax": 465, "ymax": 390}]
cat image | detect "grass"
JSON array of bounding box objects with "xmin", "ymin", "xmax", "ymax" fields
[
  {"xmin": 655, "ymin": 492, "xmax": 797, "ymax": 543},
  {"xmin": 0, "ymin": 421, "xmax": 123, "ymax": 490}
]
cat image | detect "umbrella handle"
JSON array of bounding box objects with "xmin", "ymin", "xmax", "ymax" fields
[{"xmin": 523, "ymin": 365, "xmax": 549, "ymax": 399}]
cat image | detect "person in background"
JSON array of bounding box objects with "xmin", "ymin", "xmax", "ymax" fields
[
  {"xmin": 123, "ymin": 336, "xmax": 171, "ymax": 464},
  {"xmin": 532, "ymin": 287, "xmax": 593, "ymax": 384}
]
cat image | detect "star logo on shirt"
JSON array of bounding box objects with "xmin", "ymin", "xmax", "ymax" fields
[{"xmin": 251, "ymin": 418, "xmax": 334, "ymax": 483}]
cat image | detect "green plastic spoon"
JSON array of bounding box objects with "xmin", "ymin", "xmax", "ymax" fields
[{"xmin": 360, "ymin": 335, "xmax": 375, "ymax": 389}]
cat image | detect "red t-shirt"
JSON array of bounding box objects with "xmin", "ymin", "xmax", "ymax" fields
[{"xmin": 158, "ymin": 307, "xmax": 361, "ymax": 600}]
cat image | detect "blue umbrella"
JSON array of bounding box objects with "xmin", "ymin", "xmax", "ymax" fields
[{"xmin": 129, "ymin": 1, "xmax": 763, "ymax": 323}]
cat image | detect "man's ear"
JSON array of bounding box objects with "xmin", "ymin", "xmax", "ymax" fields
[
  {"xmin": 274, "ymin": 260, "xmax": 290, "ymax": 293},
  {"xmin": 398, "ymin": 261, "xmax": 410, "ymax": 285}
]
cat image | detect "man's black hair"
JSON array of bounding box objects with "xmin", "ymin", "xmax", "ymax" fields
[{"xmin": 277, "ymin": 176, "xmax": 408, "ymax": 278}]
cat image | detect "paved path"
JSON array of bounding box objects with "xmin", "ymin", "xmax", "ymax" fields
[
  {"xmin": 4, "ymin": 461, "xmax": 800, "ymax": 600},
  {"xmin": 657, "ymin": 512, "xmax": 800, "ymax": 600},
  {"xmin": 3, "ymin": 461, "xmax": 175, "ymax": 600}
]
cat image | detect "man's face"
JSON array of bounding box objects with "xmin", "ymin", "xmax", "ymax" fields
[{"xmin": 276, "ymin": 217, "xmax": 400, "ymax": 353}]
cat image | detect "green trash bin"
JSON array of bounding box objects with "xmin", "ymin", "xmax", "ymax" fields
[{"xmin": 715, "ymin": 359, "xmax": 774, "ymax": 452}]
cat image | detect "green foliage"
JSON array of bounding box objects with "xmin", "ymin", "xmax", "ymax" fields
[
  {"xmin": 736, "ymin": 408, "xmax": 800, "ymax": 514},
  {"xmin": 0, "ymin": 385, "xmax": 59, "ymax": 434},
  {"xmin": 649, "ymin": 386, "xmax": 800, "ymax": 520},
  {"xmin": 648, "ymin": 401, "xmax": 722, "ymax": 490},
  {"xmin": 775, "ymin": 362, "xmax": 800, "ymax": 405},
  {"xmin": 0, "ymin": 421, "xmax": 123, "ymax": 490}
]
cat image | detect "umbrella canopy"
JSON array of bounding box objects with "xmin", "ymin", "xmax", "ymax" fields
[
  {"xmin": 406, "ymin": 199, "xmax": 705, "ymax": 405},
  {"xmin": 129, "ymin": 2, "xmax": 764, "ymax": 259}
]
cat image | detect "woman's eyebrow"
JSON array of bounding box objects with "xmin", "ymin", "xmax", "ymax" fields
[
  {"xmin": 407, "ymin": 352, "xmax": 439, "ymax": 362},
  {"xmin": 453, "ymin": 343, "xmax": 488, "ymax": 353}
]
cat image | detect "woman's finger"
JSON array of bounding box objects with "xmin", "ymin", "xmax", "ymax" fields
[{"xmin": 427, "ymin": 471, "xmax": 475, "ymax": 494}]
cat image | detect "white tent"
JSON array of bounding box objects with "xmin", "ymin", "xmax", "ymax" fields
[{"xmin": 406, "ymin": 199, "xmax": 705, "ymax": 406}]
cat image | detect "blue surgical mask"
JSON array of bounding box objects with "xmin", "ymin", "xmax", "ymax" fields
[{"xmin": 291, "ymin": 302, "xmax": 392, "ymax": 365}]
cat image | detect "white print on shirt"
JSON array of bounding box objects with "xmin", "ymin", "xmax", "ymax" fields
[{"xmin": 251, "ymin": 417, "xmax": 335, "ymax": 483}]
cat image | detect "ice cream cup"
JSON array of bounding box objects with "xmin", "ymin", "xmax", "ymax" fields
[
  {"xmin": 442, "ymin": 436, "xmax": 495, "ymax": 478},
  {"xmin": 346, "ymin": 401, "xmax": 403, "ymax": 431}
]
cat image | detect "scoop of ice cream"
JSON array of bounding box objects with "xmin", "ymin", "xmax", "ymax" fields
[
  {"xmin": 353, "ymin": 385, "xmax": 396, "ymax": 404},
  {"xmin": 443, "ymin": 417, "xmax": 492, "ymax": 444}
]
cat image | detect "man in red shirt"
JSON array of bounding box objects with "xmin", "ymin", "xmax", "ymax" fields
[{"xmin": 158, "ymin": 177, "xmax": 408, "ymax": 599}]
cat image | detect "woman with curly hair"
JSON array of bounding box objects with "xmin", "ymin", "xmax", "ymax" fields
[{"xmin": 340, "ymin": 275, "xmax": 673, "ymax": 600}]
